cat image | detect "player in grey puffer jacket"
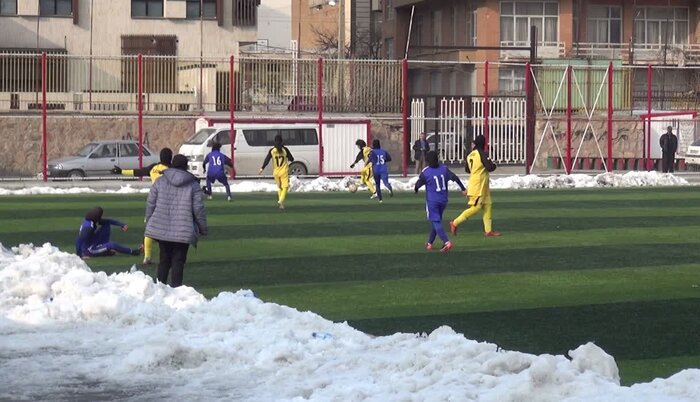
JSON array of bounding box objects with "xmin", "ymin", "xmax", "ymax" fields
[{"xmin": 145, "ymin": 154, "xmax": 208, "ymax": 287}]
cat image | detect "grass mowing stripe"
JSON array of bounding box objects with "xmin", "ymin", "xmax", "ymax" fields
[
  {"xmin": 617, "ymin": 355, "xmax": 700, "ymax": 386},
  {"xmin": 213, "ymin": 265, "xmax": 700, "ymax": 319}
]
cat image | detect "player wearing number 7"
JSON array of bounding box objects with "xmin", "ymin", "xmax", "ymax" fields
[
  {"xmin": 450, "ymin": 135, "xmax": 501, "ymax": 237},
  {"xmin": 414, "ymin": 151, "xmax": 466, "ymax": 252},
  {"xmin": 259, "ymin": 134, "xmax": 294, "ymax": 209},
  {"xmin": 203, "ymin": 142, "xmax": 233, "ymax": 201}
]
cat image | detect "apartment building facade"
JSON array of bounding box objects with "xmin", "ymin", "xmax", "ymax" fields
[
  {"xmin": 0, "ymin": 0, "xmax": 260, "ymax": 57},
  {"xmin": 382, "ymin": 0, "xmax": 700, "ymax": 97}
]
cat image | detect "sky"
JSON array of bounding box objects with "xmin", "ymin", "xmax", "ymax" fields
[{"xmin": 1, "ymin": 172, "xmax": 698, "ymax": 401}]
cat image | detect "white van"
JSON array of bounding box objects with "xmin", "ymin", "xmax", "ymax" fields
[{"xmin": 179, "ymin": 124, "xmax": 319, "ymax": 176}]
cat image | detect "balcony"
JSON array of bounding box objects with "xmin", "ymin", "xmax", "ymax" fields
[
  {"xmin": 630, "ymin": 43, "xmax": 700, "ymax": 66},
  {"xmin": 572, "ymin": 43, "xmax": 628, "ymax": 61},
  {"xmin": 499, "ymin": 41, "xmax": 565, "ymax": 60}
]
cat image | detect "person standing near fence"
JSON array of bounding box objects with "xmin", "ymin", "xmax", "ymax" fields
[
  {"xmin": 145, "ymin": 154, "xmax": 208, "ymax": 288},
  {"xmin": 413, "ymin": 132, "xmax": 430, "ymax": 174},
  {"xmin": 659, "ymin": 126, "xmax": 678, "ymax": 173}
]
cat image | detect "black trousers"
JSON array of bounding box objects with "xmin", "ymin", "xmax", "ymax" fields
[
  {"xmin": 157, "ymin": 241, "xmax": 190, "ymax": 288},
  {"xmin": 662, "ymin": 152, "xmax": 675, "ymax": 173}
]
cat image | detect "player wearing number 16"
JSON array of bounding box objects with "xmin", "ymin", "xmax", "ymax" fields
[
  {"xmin": 414, "ymin": 151, "xmax": 466, "ymax": 252},
  {"xmin": 203, "ymin": 142, "xmax": 233, "ymax": 201},
  {"xmin": 259, "ymin": 134, "xmax": 295, "ymax": 209}
]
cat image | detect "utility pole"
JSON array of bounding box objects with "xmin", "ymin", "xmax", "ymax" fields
[{"xmin": 338, "ymin": 0, "xmax": 345, "ymax": 59}]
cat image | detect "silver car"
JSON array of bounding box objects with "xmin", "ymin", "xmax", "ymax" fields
[{"xmin": 48, "ymin": 140, "xmax": 160, "ymax": 178}]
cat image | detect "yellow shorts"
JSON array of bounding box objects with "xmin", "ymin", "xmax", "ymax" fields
[
  {"xmin": 274, "ymin": 173, "xmax": 289, "ymax": 189},
  {"xmin": 468, "ymin": 195, "xmax": 491, "ymax": 207}
]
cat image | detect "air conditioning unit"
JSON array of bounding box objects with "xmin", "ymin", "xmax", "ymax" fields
[{"xmin": 371, "ymin": 0, "xmax": 382, "ymax": 12}]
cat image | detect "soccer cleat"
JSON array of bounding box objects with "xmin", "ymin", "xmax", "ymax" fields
[
  {"xmin": 227, "ymin": 196, "xmax": 232, "ymax": 202},
  {"xmin": 449, "ymin": 221, "xmax": 458, "ymax": 236},
  {"xmin": 278, "ymin": 202, "xmax": 285, "ymax": 210},
  {"xmin": 142, "ymin": 257, "xmax": 152, "ymax": 265},
  {"xmin": 484, "ymin": 231, "xmax": 502, "ymax": 237},
  {"xmin": 370, "ymin": 192, "xmax": 377, "ymax": 199},
  {"xmin": 425, "ymin": 243, "xmax": 433, "ymax": 251},
  {"xmin": 389, "ymin": 189, "xmax": 394, "ymax": 197},
  {"xmin": 440, "ymin": 241, "xmax": 453, "ymax": 253},
  {"xmin": 207, "ymin": 195, "xmax": 213, "ymax": 200}
]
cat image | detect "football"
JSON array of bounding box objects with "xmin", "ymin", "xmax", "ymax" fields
[{"xmin": 348, "ymin": 183, "xmax": 358, "ymax": 193}]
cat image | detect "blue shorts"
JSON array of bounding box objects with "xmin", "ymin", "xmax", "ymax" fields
[{"xmin": 426, "ymin": 201, "xmax": 446, "ymax": 222}]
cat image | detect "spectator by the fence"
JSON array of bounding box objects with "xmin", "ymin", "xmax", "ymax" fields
[
  {"xmin": 413, "ymin": 132, "xmax": 430, "ymax": 174},
  {"xmin": 659, "ymin": 126, "xmax": 678, "ymax": 173},
  {"xmin": 145, "ymin": 154, "xmax": 208, "ymax": 288}
]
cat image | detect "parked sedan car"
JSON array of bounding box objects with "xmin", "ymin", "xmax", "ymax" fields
[{"xmin": 48, "ymin": 140, "xmax": 160, "ymax": 178}]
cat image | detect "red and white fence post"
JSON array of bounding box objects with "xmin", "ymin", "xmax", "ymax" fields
[
  {"xmin": 401, "ymin": 58, "xmax": 409, "ymax": 177},
  {"xmin": 41, "ymin": 52, "xmax": 48, "ymax": 182},
  {"xmin": 229, "ymin": 55, "xmax": 236, "ymax": 179},
  {"xmin": 565, "ymin": 65, "xmax": 572, "ymax": 174},
  {"xmin": 646, "ymin": 64, "xmax": 653, "ymax": 171},
  {"xmin": 607, "ymin": 62, "xmax": 613, "ymax": 172},
  {"xmin": 137, "ymin": 53, "xmax": 144, "ymax": 170},
  {"xmin": 317, "ymin": 58, "xmax": 324, "ymax": 176}
]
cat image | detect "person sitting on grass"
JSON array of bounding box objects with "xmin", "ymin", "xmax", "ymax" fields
[{"xmin": 75, "ymin": 207, "xmax": 142, "ymax": 260}]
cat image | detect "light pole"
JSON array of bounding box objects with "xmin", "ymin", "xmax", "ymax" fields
[{"xmin": 329, "ymin": 0, "xmax": 345, "ymax": 59}]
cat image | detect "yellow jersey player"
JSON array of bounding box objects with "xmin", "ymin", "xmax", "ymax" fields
[
  {"xmin": 350, "ymin": 139, "xmax": 377, "ymax": 198},
  {"xmin": 259, "ymin": 134, "xmax": 294, "ymax": 209},
  {"xmin": 111, "ymin": 147, "xmax": 172, "ymax": 264},
  {"xmin": 449, "ymin": 135, "xmax": 501, "ymax": 237}
]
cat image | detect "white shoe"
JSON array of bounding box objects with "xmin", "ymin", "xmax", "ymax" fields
[
  {"xmin": 227, "ymin": 196, "xmax": 232, "ymax": 202},
  {"xmin": 142, "ymin": 257, "xmax": 152, "ymax": 265},
  {"xmin": 370, "ymin": 193, "xmax": 377, "ymax": 199},
  {"xmin": 207, "ymin": 195, "xmax": 213, "ymax": 200}
]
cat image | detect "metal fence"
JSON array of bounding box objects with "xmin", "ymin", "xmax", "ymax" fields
[{"xmin": 0, "ymin": 53, "xmax": 403, "ymax": 114}]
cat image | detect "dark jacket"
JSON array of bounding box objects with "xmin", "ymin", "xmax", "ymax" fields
[
  {"xmin": 413, "ymin": 139, "xmax": 430, "ymax": 160},
  {"xmin": 659, "ymin": 133, "xmax": 678, "ymax": 154},
  {"xmin": 145, "ymin": 168, "xmax": 208, "ymax": 244}
]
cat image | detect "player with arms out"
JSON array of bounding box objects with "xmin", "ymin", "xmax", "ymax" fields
[
  {"xmin": 111, "ymin": 147, "xmax": 172, "ymax": 265},
  {"xmin": 415, "ymin": 151, "xmax": 466, "ymax": 252},
  {"xmin": 450, "ymin": 135, "xmax": 501, "ymax": 237},
  {"xmin": 368, "ymin": 139, "xmax": 394, "ymax": 203},
  {"xmin": 203, "ymin": 142, "xmax": 233, "ymax": 201},
  {"xmin": 259, "ymin": 134, "xmax": 294, "ymax": 209},
  {"xmin": 76, "ymin": 207, "xmax": 143, "ymax": 259},
  {"xmin": 349, "ymin": 139, "xmax": 376, "ymax": 198}
]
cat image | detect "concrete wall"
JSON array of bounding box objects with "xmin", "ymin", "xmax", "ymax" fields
[
  {"xmin": 0, "ymin": 0, "xmax": 256, "ymax": 57},
  {"xmin": 258, "ymin": 0, "xmax": 292, "ymax": 50}
]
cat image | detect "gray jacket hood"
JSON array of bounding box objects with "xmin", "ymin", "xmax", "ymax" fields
[{"xmin": 163, "ymin": 168, "xmax": 197, "ymax": 187}]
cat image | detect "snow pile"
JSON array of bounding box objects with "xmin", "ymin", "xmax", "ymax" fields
[
  {"xmin": 493, "ymin": 171, "xmax": 689, "ymax": 190},
  {"xmin": 1, "ymin": 244, "xmax": 699, "ymax": 401}
]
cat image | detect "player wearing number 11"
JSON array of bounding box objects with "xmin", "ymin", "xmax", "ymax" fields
[
  {"xmin": 259, "ymin": 134, "xmax": 295, "ymax": 209},
  {"xmin": 414, "ymin": 151, "xmax": 466, "ymax": 252}
]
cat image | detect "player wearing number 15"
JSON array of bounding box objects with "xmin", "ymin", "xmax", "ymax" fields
[
  {"xmin": 368, "ymin": 139, "xmax": 394, "ymax": 202},
  {"xmin": 203, "ymin": 142, "xmax": 233, "ymax": 201},
  {"xmin": 414, "ymin": 151, "xmax": 466, "ymax": 252},
  {"xmin": 259, "ymin": 134, "xmax": 295, "ymax": 209},
  {"xmin": 450, "ymin": 135, "xmax": 501, "ymax": 237}
]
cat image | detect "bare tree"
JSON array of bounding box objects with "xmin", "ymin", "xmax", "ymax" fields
[{"xmin": 310, "ymin": 26, "xmax": 382, "ymax": 59}]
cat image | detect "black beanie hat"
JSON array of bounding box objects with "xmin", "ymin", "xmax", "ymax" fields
[
  {"xmin": 355, "ymin": 139, "xmax": 366, "ymax": 148},
  {"xmin": 212, "ymin": 142, "xmax": 222, "ymax": 151},
  {"xmin": 426, "ymin": 151, "xmax": 439, "ymax": 168},
  {"xmin": 372, "ymin": 139, "xmax": 380, "ymax": 149},
  {"xmin": 160, "ymin": 148, "xmax": 173, "ymax": 165},
  {"xmin": 85, "ymin": 207, "xmax": 103, "ymax": 222},
  {"xmin": 171, "ymin": 154, "xmax": 189, "ymax": 170},
  {"xmin": 473, "ymin": 135, "xmax": 486, "ymax": 150}
]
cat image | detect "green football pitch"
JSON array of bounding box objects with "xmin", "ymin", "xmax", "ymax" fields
[{"xmin": 2, "ymin": 186, "xmax": 700, "ymax": 385}]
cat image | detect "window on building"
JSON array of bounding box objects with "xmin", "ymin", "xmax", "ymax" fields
[
  {"xmin": 466, "ymin": 2, "xmax": 476, "ymax": 46},
  {"xmin": 385, "ymin": 0, "xmax": 394, "ymax": 22},
  {"xmin": 634, "ymin": 7, "xmax": 688, "ymax": 45},
  {"xmin": 39, "ymin": 0, "xmax": 72, "ymax": 16},
  {"xmin": 587, "ymin": 6, "xmax": 621, "ymax": 44},
  {"xmin": 453, "ymin": 4, "xmax": 459, "ymax": 46},
  {"xmin": 187, "ymin": 0, "xmax": 217, "ymax": 19},
  {"xmin": 0, "ymin": 0, "xmax": 17, "ymax": 15},
  {"xmin": 411, "ymin": 15, "xmax": 423, "ymax": 47},
  {"xmin": 431, "ymin": 10, "xmax": 442, "ymax": 46},
  {"xmin": 498, "ymin": 67, "xmax": 525, "ymax": 95},
  {"xmin": 385, "ymin": 38, "xmax": 394, "ymax": 59},
  {"xmin": 500, "ymin": 1, "xmax": 558, "ymax": 45},
  {"xmin": 233, "ymin": 0, "xmax": 258, "ymax": 27},
  {"xmin": 572, "ymin": 0, "xmax": 579, "ymax": 43},
  {"xmin": 132, "ymin": 0, "xmax": 163, "ymax": 18}
]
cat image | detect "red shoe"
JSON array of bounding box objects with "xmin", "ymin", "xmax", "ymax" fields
[
  {"xmin": 440, "ymin": 241, "xmax": 452, "ymax": 253},
  {"xmin": 449, "ymin": 221, "xmax": 458, "ymax": 236},
  {"xmin": 484, "ymin": 231, "xmax": 502, "ymax": 237},
  {"xmin": 425, "ymin": 243, "xmax": 433, "ymax": 251}
]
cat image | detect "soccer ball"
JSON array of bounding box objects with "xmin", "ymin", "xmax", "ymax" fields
[{"xmin": 348, "ymin": 183, "xmax": 358, "ymax": 193}]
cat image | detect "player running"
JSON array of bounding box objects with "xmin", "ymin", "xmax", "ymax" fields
[
  {"xmin": 111, "ymin": 147, "xmax": 172, "ymax": 265},
  {"xmin": 350, "ymin": 139, "xmax": 377, "ymax": 198},
  {"xmin": 450, "ymin": 135, "xmax": 501, "ymax": 237},
  {"xmin": 202, "ymin": 142, "xmax": 233, "ymax": 201},
  {"xmin": 259, "ymin": 134, "xmax": 294, "ymax": 210},
  {"xmin": 368, "ymin": 139, "xmax": 394, "ymax": 203},
  {"xmin": 415, "ymin": 151, "xmax": 466, "ymax": 252}
]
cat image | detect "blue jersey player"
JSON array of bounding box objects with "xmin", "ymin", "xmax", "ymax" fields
[
  {"xmin": 368, "ymin": 139, "xmax": 394, "ymax": 202},
  {"xmin": 76, "ymin": 207, "xmax": 142, "ymax": 259},
  {"xmin": 203, "ymin": 142, "xmax": 232, "ymax": 201},
  {"xmin": 414, "ymin": 151, "xmax": 466, "ymax": 252}
]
